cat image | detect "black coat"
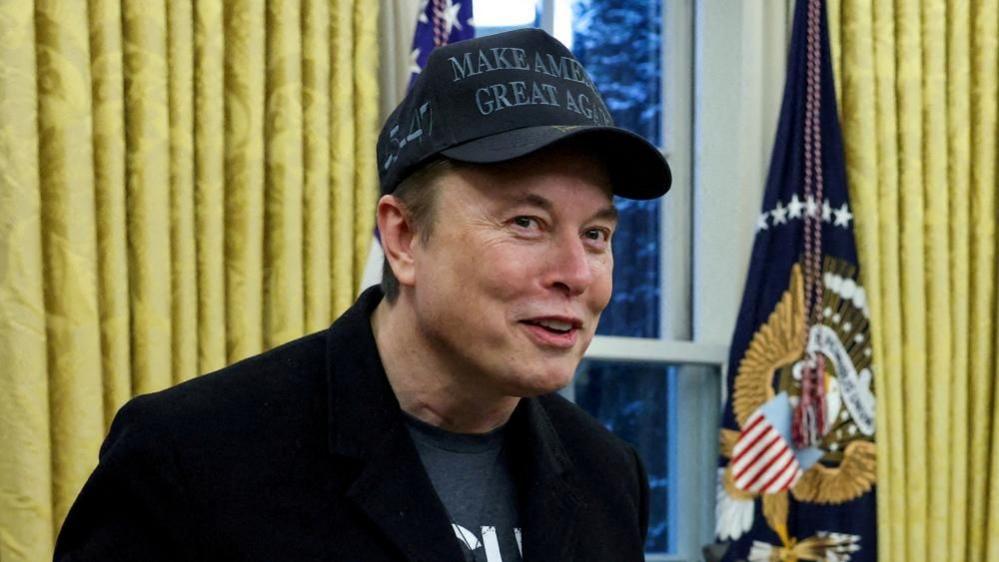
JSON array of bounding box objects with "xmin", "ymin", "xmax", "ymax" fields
[{"xmin": 55, "ymin": 287, "xmax": 650, "ymax": 561}]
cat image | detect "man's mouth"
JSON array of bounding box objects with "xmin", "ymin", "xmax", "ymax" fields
[
  {"xmin": 519, "ymin": 317, "xmax": 583, "ymax": 348},
  {"xmin": 524, "ymin": 319, "xmax": 575, "ymax": 334}
]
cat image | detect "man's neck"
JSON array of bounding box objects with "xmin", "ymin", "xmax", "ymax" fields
[{"xmin": 370, "ymin": 297, "xmax": 520, "ymax": 434}]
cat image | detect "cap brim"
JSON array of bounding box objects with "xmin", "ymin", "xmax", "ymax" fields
[{"xmin": 440, "ymin": 125, "xmax": 671, "ymax": 200}]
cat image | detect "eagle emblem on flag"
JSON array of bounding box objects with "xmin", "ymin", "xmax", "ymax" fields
[
  {"xmin": 714, "ymin": 0, "xmax": 878, "ymax": 559},
  {"xmin": 718, "ymin": 263, "xmax": 876, "ymax": 555}
]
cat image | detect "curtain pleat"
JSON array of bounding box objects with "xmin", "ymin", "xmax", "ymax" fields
[
  {"xmin": 920, "ymin": 3, "xmax": 952, "ymax": 561},
  {"xmin": 330, "ymin": 0, "xmax": 356, "ymax": 317},
  {"xmin": 352, "ymin": 0, "xmax": 378, "ymax": 292},
  {"xmin": 89, "ymin": 0, "xmax": 132, "ymax": 427},
  {"xmin": 970, "ymin": 4, "xmax": 998, "ymax": 560},
  {"xmin": 991, "ymin": 333, "xmax": 999, "ymax": 558},
  {"xmin": 0, "ymin": 1, "xmax": 379, "ymax": 558},
  {"xmin": 224, "ymin": 0, "xmax": 266, "ymax": 363},
  {"xmin": 895, "ymin": 3, "xmax": 930, "ymax": 560},
  {"xmin": 193, "ymin": 2, "xmax": 227, "ymax": 374},
  {"xmin": 871, "ymin": 2, "xmax": 906, "ymax": 560},
  {"xmin": 0, "ymin": 2, "xmax": 52, "ymax": 559},
  {"xmin": 945, "ymin": 1, "xmax": 971, "ymax": 559},
  {"xmin": 832, "ymin": 1, "xmax": 999, "ymax": 561},
  {"xmin": 264, "ymin": 0, "xmax": 306, "ymax": 349},
  {"xmin": 168, "ymin": 0, "xmax": 199, "ymax": 385},
  {"xmin": 302, "ymin": 0, "xmax": 332, "ymax": 332},
  {"xmin": 122, "ymin": 2, "xmax": 173, "ymax": 395},
  {"xmin": 36, "ymin": 0, "xmax": 106, "ymax": 529},
  {"xmin": 837, "ymin": 4, "xmax": 886, "ymax": 557}
]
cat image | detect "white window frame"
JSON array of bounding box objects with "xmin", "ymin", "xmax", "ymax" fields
[{"xmin": 540, "ymin": 1, "xmax": 792, "ymax": 560}]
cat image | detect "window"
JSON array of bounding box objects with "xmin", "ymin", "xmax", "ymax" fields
[{"xmin": 473, "ymin": 1, "xmax": 726, "ymax": 560}]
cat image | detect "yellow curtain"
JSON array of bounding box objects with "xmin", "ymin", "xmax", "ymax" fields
[
  {"xmin": 831, "ymin": 1, "xmax": 998, "ymax": 561},
  {"xmin": 0, "ymin": 0, "xmax": 379, "ymax": 559}
]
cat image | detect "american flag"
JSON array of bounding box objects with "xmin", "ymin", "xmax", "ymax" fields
[
  {"xmin": 730, "ymin": 393, "xmax": 822, "ymax": 495},
  {"xmin": 408, "ymin": 0, "xmax": 476, "ymax": 88},
  {"xmin": 733, "ymin": 414, "xmax": 802, "ymax": 494}
]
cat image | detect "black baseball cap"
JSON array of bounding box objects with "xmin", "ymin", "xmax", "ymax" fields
[{"xmin": 377, "ymin": 28, "xmax": 672, "ymax": 200}]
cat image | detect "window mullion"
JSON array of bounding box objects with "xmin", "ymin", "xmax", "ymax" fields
[
  {"xmin": 585, "ymin": 336, "xmax": 728, "ymax": 366},
  {"xmin": 539, "ymin": 0, "xmax": 556, "ymax": 33},
  {"xmin": 660, "ymin": 0, "xmax": 694, "ymax": 342}
]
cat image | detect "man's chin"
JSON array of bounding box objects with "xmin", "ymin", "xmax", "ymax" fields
[{"xmin": 505, "ymin": 370, "xmax": 576, "ymax": 398}]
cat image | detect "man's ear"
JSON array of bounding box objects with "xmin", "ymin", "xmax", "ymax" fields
[{"xmin": 377, "ymin": 195, "xmax": 418, "ymax": 287}]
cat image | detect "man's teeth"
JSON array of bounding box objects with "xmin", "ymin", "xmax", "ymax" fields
[{"xmin": 537, "ymin": 320, "xmax": 572, "ymax": 332}]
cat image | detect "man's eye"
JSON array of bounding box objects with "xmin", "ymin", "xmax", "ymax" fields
[
  {"xmin": 512, "ymin": 216, "xmax": 539, "ymax": 229},
  {"xmin": 584, "ymin": 228, "xmax": 611, "ymax": 242}
]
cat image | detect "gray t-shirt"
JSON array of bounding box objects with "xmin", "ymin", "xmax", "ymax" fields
[{"xmin": 405, "ymin": 414, "xmax": 523, "ymax": 562}]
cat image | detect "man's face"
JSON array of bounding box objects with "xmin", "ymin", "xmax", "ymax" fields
[{"xmin": 407, "ymin": 146, "xmax": 616, "ymax": 398}]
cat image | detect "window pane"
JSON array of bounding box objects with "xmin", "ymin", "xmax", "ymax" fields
[
  {"xmin": 473, "ymin": 0, "xmax": 541, "ymax": 36},
  {"xmin": 573, "ymin": 360, "xmax": 721, "ymax": 557},
  {"xmin": 570, "ymin": 0, "xmax": 662, "ymax": 145},
  {"xmin": 598, "ymin": 198, "xmax": 660, "ymax": 338},
  {"xmin": 570, "ymin": 0, "xmax": 663, "ymax": 338},
  {"xmin": 573, "ymin": 360, "xmax": 674, "ymax": 554}
]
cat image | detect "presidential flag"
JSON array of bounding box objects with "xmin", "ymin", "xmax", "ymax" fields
[{"xmin": 714, "ymin": 0, "xmax": 877, "ymax": 560}]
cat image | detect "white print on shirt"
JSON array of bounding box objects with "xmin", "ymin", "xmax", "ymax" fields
[{"xmin": 452, "ymin": 524, "xmax": 523, "ymax": 562}]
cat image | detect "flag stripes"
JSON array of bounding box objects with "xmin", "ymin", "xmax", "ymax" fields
[{"xmin": 732, "ymin": 411, "xmax": 803, "ymax": 494}]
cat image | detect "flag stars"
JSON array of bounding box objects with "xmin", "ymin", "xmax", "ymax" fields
[
  {"xmin": 758, "ymin": 197, "xmax": 853, "ymax": 231},
  {"xmin": 442, "ymin": 0, "xmax": 464, "ymax": 36},
  {"xmin": 409, "ymin": 48, "xmax": 422, "ymax": 75},
  {"xmin": 757, "ymin": 212, "xmax": 770, "ymax": 231},
  {"xmin": 833, "ymin": 203, "xmax": 853, "ymax": 227},
  {"xmin": 805, "ymin": 195, "xmax": 819, "ymax": 217},
  {"xmin": 787, "ymin": 194, "xmax": 805, "ymax": 219},
  {"xmin": 771, "ymin": 200, "xmax": 789, "ymax": 225},
  {"xmin": 417, "ymin": 0, "xmax": 430, "ymax": 23}
]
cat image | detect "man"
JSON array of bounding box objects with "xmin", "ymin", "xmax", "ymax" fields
[{"xmin": 55, "ymin": 28, "xmax": 671, "ymax": 561}]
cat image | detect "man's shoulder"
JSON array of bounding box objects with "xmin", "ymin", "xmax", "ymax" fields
[
  {"xmin": 110, "ymin": 330, "xmax": 331, "ymax": 454},
  {"xmin": 145, "ymin": 329, "xmax": 326, "ymax": 406},
  {"xmin": 531, "ymin": 392, "xmax": 648, "ymax": 532},
  {"xmin": 534, "ymin": 393, "xmax": 641, "ymax": 471}
]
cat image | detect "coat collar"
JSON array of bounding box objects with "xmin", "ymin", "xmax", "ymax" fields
[
  {"xmin": 508, "ymin": 397, "xmax": 582, "ymax": 559},
  {"xmin": 325, "ymin": 287, "xmax": 460, "ymax": 561},
  {"xmin": 325, "ymin": 285, "xmax": 404, "ymax": 460},
  {"xmin": 324, "ymin": 286, "xmax": 580, "ymax": 560}
]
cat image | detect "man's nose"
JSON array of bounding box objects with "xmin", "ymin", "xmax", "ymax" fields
[{"xmin": 544, "ymin": 235, "xmax": 595, "ymax": 296}]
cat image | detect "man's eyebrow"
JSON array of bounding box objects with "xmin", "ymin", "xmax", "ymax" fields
[
  {"xmin": 505, "ymin": 192, "xmax": 555, "ymax": 213},
  {"xmin": 591, "ymin": 205, "xmax": 619, "ymax": 224},
  {"xmin": 503, "ymin": 192, "xmax": 619, "ymax": 223}
]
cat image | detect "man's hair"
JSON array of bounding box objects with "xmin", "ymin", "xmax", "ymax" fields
[{"xmin": 381, "ymin": 158, "xmax": 455, "ymax": 303}]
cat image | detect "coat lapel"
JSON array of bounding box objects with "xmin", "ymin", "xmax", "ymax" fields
[
  {"xmin": 344, "ymin": 426, "xmax": 463, "ymax": 562},
  {"xmin": 324, "ymin": 288, "xmax": 462, "ymax": 562},
  {"xmin": 512, "ymin": 398, "xmax": 582, "ymax": 560}
]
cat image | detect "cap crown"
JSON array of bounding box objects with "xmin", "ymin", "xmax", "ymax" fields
[{"xmin": 377, "ymin": 29, "xmax": 616, "ymax": 194}]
